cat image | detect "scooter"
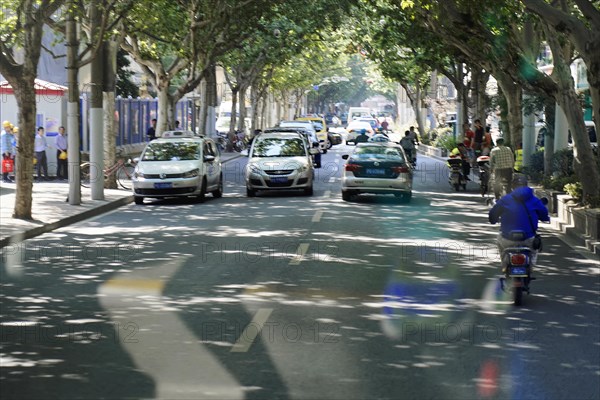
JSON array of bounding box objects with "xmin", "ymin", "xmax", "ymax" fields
[
  {"xmin": 476, "ymin": 155, "xmax": 490, "ymax": 197},
  {"xmin": 500, "ymin": 244, "xmax": 534, "ymax": 306},
  {"xmin": 447, "ymin": 158, "xmax": 467, "ymax": 191}
]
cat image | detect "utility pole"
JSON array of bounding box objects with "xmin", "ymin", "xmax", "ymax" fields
[
  {"xmin": 89, "ymin": 0, "xmax": 104, "ymax": 200},
  {"xmin": 66, "ymin": 0, "xmax": 81, "ymax": 205}
]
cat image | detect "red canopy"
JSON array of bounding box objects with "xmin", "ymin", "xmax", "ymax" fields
[{"xmin": 0, "ymin": 79, "xmax": 67, "ymax": 96}]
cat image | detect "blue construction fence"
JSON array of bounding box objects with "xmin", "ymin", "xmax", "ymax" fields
[{"xmin": 114, "ymin": 97, "xmax": 195, "ymax": 146}]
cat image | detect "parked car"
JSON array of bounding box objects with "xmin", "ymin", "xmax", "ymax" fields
[
  {"xmin": 245, "ymin": 131, "xmax": 318, "ymax": 197},
  {"xmin": 345, "ymin": 120, "xmax": 375, "ymax": 144},
  {"xmin": 132, "ymin": 131, "xmax": 222, "ymax": 204},
  {"xmin": 341, "ymin": 142, "xmax": 413, "ymax": 202}
]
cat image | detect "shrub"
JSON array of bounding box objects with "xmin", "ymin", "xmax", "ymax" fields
[
  {"xmin": 523, "ymin": 150, "xmax": 545, "ymax": 183},
  {"xmin": 551, "ymin": 148, "xmax": 574, "ymax": 177},
  {"xmin": 564, "ymin": 182, "xmax": 583, "ymax": 201},
  {"xmin": 432, "ymin": 128, "xmax": 457, "ymax": 151},
  {"xmin": 542, "ymin": 174, "xmax": 578, "ymax": 191}
]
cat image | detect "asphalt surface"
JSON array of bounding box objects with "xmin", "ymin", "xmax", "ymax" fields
[{"xmin": 0, "ymin": 141, "xmax": 598, "ymax": 400}]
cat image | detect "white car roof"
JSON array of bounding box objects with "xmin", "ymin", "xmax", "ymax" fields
[{"xmin": 347, "ymin": 121, "xmax": 373, "ymax": 129}]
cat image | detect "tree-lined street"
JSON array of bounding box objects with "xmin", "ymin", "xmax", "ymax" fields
[{"xmin": 1, "ymin": 145, "xmax": 598, "ymax": 399}]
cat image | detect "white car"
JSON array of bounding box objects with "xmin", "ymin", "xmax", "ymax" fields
[
  {"xmin": 345, "ymin": 120, "xmax": 375, "ymax": 144},
  {"xmin": 245, "ymin": 132, "xmax": 316, "ymax": 197},
  {"xmin": 132, "ymin": 131, "xmax": 223, "ymax": 204}
]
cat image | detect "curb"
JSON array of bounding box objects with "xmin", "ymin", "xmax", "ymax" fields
[
  {"xmin": 0, "ymin": 195, "xmax": 133, "ymax": 249},
  {"xmin": 0, "ymin": 154, "xmax": 244, "ymax": 249}
]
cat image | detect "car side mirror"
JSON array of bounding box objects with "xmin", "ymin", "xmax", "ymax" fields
[
  {"xmin": 341, "ymin": 154, "xmax": 349, "ymax": 160},
  {"xmin": 133, "ymin": 157, "xmax": 140, "ymax": 164},
  {"xmin": 204, "ymin": 155, "xmax": 216, "ymax": 162}
]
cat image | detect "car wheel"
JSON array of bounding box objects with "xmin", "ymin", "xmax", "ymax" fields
[
  {"xmin": 342, "ymin": 191, "xmax": 352, "ymax": 201},
  {"xmin": 304, "ymin": 185, "xmax": 313, "ymax": 196},
  {"xmin": 196, "ymin": 177, "xmax": 207, "ymax": 202},
  {"xmin": 212, "ymin": 174, "xmax": 223, "ymax": 198},
  {"xmin": 322, "ymin": 148, "xmax": 327, "ymax": 154},
  {"xmin": 246, "ymin": 187, "xmax": 256, "ymax": 197},
  {"xmin": 326, "ymin": 138, "xmax": 333, "ymax": 149},
  {"xmin": 134, "ymin": 196, "xmax": 144, "ymax": 205}
]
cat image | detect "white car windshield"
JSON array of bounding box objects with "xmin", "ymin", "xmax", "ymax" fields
[
  {"xmin": 142, "ymin": 142, "xmax": 201, "ymax": 161},
  {"xmin": 252, "ymin": 138, "xmax": 306, "ymax": 157}
]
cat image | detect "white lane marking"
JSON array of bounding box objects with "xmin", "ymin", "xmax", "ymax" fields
[
  {"xmin": 324, "ymin": 190, "xmax": 331, "ymax": 198},
  {"xmin": 289, "ymin": 243, "xmax": 310, "ymax": 265},
  {"xmin": 312, "ymin": 210, "xmax": 323, "ymax": 222},
  {"xmin": 328, "ymin": 177, "xmax": 336, "ymax": 183},
  {"xmin": 230, "ymin": 308, "xmax": 274, "ymax": 353}
]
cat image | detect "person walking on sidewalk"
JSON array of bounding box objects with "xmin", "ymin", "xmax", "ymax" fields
[
  {"xmin": 56, "ymin": 126, "xmax": 68, "ymax": 180},
  {"xmin": 489, "ymin": 137, "xmax": 514, "ymax": 199},
  {"xmin": 34, "ymin": 126, "xmax": 49, "ymax": 181},
  {"xmin": 147, "ymin": 119, "xmax": 157, "ymax": 141},
  {"xmin": 1, "ymin": 121, "xmax": 16, "ymax": 183}
]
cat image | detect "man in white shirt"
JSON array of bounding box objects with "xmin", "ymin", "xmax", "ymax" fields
[{"xmin": 34, "ymin": 126, "xmax": 49, "ymax": 181}]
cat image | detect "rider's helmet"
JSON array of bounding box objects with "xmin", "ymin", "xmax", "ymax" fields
[
  {"xmin": 512, "ymin": 173, "xmax": 528, "ymax": 187},
  {"xmin": 360, "ymin": 129, "xmax": 367, "ymax": 135}
]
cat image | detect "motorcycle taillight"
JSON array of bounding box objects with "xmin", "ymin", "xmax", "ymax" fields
[{"xmin": 510, "ymin": 253, "xmax": 528, "ymax": 265}]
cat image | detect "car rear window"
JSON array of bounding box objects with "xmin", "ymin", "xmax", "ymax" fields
[
  {"xmin": 142, "ymin": 142, "xmax": 201, "ymax": 161},
  {"xmin": 252, "ymin": 138, "xmax": 306, "ymax": 157},
  {"xmin": 353, "ymin": 146, "xmax": 405, "ymax": 161}
]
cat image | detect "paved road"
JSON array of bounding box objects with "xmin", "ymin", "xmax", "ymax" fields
[{"xmin": 1, "ymin": 143, "xmax": 598, "ymax": 399}]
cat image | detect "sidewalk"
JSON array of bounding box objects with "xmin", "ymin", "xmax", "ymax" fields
[{"xmin": 0, "ymin": 152, "xmax": 242, "ymax": 249}]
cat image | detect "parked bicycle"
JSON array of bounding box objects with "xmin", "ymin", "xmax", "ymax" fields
[{"xmin": 80, "ymin": 157, "xmax": 136, "ymax": 190}]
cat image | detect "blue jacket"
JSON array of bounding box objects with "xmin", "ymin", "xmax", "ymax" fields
[{"xmin": 489, "ymin": 186, "xmax": 550, "ymax": 239}]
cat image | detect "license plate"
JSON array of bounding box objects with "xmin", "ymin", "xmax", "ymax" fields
[
  {"xmin": 366, "ymin": 168, "xmax": 385, "ymax": 175},
  {"xmin": 508, "ymin": 266, "xmax": 528, "ymax": 276},
  {"xmin": 270, "ymin": 177, "xmax": 288, "ymax": 183},
  {"xmin": 154, "ymin": 182, "xmax": 173, "ymax": 189}
]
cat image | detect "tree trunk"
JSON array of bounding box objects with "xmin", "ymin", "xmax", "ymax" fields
[
  {"xmin": 156, "ymin": 85, "xmax": 169, "ymax": 137},
  {"xmin": 103, "ymin": 38, "xmax": 119, "ymax": 189},
  {"xmin": 12, "ymin": 84, "xmax": 35, "ymax": 220},
  {"xmin": 496, "ymin": 74, "xmax": 523, "ymax": 148},
  {"xmin": 239, "ymin": 84, "xmax": 248, "ymax": 135},
  {"xmin": 543, "ymin": 100, "xmax": 555, "ymax": 175},
  {"xmin": 229, "ymin": 88, "xmax": 239, "ymax": 142}
]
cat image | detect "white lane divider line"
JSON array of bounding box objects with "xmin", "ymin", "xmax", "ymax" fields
[
  {"xmin": 312, "ymin": 210, "xmax": 323, "ymax": 222},
  {"xmin": 328, "ymin": 177, "xmax": 336, "ymax": 183},
  {"xmin": 324, "ymin": 190, "xmax": 331, "ymax": 198},
  {"xmin": 230, "ymin": 308, "xmax": 274, "ymax": 353},
  {"xmin": 289, "ymin": 243, "xmax": 310, "ymax": 265}
]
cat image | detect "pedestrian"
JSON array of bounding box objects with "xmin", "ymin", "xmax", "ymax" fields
[
  {"xmin": 56, "ymin": 126, "xmax": 68, "ymax": 180},
  {"xmin": 482, "ymin": 126, "xmax": 493, "ymax": 156},
  {"xmin": 489, "ymin": 137, "xmax": 514, "ymax": 199},
  {"xmin": 175, "ymin": 120, "xmax": 181, "ymax": 130},
  {"xmin": 462, "ymin": 122, "xmax": 475, "ymax": 162},
  {"xmin": 147, "ymin": 118, "xmax": 157, "ymax": 141},
  {"xmin": 472, "ymin": 119, "xmax": 485, "ymax": 156},
  {"xmin": 514, "ymin": 141, "xmax": 524, "ymax": 172},
  {"xmin": 1, "ymin": 121, "xmax": 15, "ymax": 183},
  {"xmin": 34, "ymin": 126, "xmax": 49, "ymax": 181}
]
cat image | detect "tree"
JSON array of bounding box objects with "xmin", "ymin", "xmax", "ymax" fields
[{"xmin": 0, "ymin": 0, "xmax": 64, "ymax": 219}]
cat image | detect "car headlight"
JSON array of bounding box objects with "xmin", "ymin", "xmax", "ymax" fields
[
  {"xmin": 183, "ymin": 168, "xmax": 199, "ymax": 178},
  {"xmin": 248, "ymin": 164, "xmax": 262, "ymax": 175}
]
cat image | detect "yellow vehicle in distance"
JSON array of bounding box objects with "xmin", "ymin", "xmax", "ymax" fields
[{"xmin": 296, "ymin": 116, "xmax": 329, "ymax": 153}]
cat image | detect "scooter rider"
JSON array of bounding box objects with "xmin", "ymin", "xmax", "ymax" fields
[{"xmin": 488, "ymin": 174, "xmax": 550, "ymax": 269}]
